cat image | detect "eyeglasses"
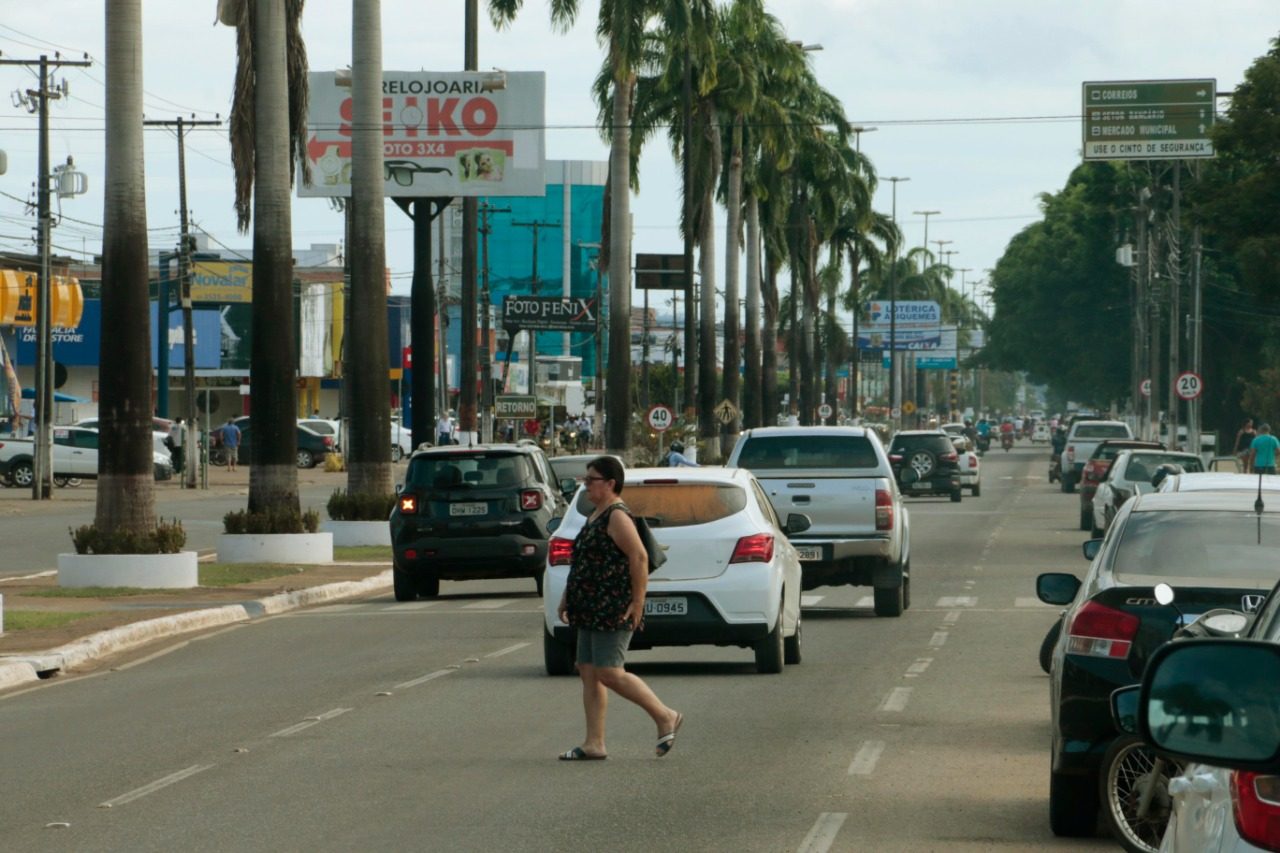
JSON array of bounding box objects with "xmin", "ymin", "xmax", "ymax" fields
[
  {"xmin": 582, "ymin": 475, "xmax": 607, "ymax": 483},
  {"xmin": 384, "ymin": 160, "xmax": 453, "ymax": 187}
]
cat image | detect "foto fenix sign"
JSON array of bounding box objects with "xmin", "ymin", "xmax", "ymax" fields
[{"xmin": 501, "ymin": 296, "xmax": 598, "ymax": 333}]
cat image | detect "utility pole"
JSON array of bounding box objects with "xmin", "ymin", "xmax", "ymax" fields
[
  {"xmin": 511, "ymin": 219, "xmax": 562, "ymax": 396},
  {"xmin": 1166, "ymin": 163, "xmax": 1182, "ymax": 451},
  {"xmin": 459, "ymin": 0, "xmax": 479, "ymax": 444},
  {"xmin": 4, "ymin": 52, "xmax": 91, "ymax": 500},
  {"xmin": 887, "ymin": 177, "xmax": 910, "ymax": 432},
  {"xmin": 478, "ymin": 201, "xmax": 511, "ymax": 443},
  {"xmin": 145, "ymin": 115, "xmax": 221, "ymax": 488},
  {"xmin": 914, "ymin": 210, "xmax": 941, "ymax": 271}
]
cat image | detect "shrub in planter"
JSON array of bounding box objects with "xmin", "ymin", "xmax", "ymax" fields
[
  {"xmin": 223, "ymin": 506, "xmax": 320, "ymax": 535},
  {"xmin": 70, "ymin": 518, "xmax": 188, "ymax": 555},
  {"xmin": 326, "ymin": 489, "xmax": 396, "ymax": 521}
]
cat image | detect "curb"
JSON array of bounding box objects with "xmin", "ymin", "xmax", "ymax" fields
[{"xmin": 0, "ymin": 569, "xmax": 393, "ymax": 693}]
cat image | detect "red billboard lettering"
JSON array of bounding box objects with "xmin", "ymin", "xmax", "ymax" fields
[
  {"xmin": 461, "ymin": 97, "xmax": 498, "ymax": 136},
  {"xmin": 428, "ymin": 97, "xmax": 461, "ymax": 135}
]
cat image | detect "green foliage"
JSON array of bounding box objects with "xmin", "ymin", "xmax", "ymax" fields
[
  {"xmin": 69, "ymin": 519, "xmax": 187, "ymax": 555},
  {"xmin": 223, "ymin": 506, "xmax": 320, "ymax": 535},
  {"xmin": 326, "ymin": 489, "xmax": 396, "ymax": 521},
  {"xmin": 3, "ymin": 611, "xmax": 103, "ymax": 631},
  {"xmin": 199, "ymin": 562, "xmax": 305, "ymax": 587}
]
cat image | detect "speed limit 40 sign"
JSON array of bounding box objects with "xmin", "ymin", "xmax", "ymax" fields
[
  {"xmin": 1175, "ymin": 371, "xmax": 1203, "ymax": 401},
  {"xmin": 646, "ymin": 404, "xmax": 674, "ymax": 432}
]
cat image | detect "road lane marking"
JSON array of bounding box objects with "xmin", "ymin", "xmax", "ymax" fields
[
  {"xmin": 801, "ymin": 595, "xmax": 824, "ymax": 607},
  {"xmin": 847, "ymin": 741, "xmax": 885, "ymax": 776},
  {"xmin": 904, "ymin": 658, "xmax": 933, "ymax": 678},
  {"xmin": 878, "ymin": 687, "xmax": 912, "ymax": 713},
  {"xmin": 855, "ymin": 596, "xmax": 874, "ymax": 608},
  {"xmin": 929, "ymin": 631, "xmax": 949, "ymax": 648},
  {"xmin": 462, "ymin": 599, "xmax": 516, "ymax": 610},
  {"xmin": 484, "ymin": 642, "xmax": 531, "ymax": 659},
  {"xmin": 396, "ymin": 601, "xmax": 441, "ymax": 611},
  {"xmin": 798, "ymin": 812, "xmax": 848, "ymax": 853},
  {"xmin": 269, "ymin": 707, "xmax": 352, "ymax": 738},
  {"xmin": 0, "ymin": 570, "xmax": 56, "ymax": 584},
  {"xmin": 98, "ymin": 764, "xmax": 213, "ymax": 808},
  {"xmin": 1015, "ymin": 597, "xmax": 1053, "ymax": 608},
  {"xmin": 943, "ymin": 610, "xmax": 962, "ymax": 623},
  {"xmin": 392, "ymin": 669, "xmax": 454, "ymax": 690},
  {"xmin": 935, "ymin": 596, "xmax": 977, "ymax": 608},
  {"xmin": 320, "ymin": 603, "xmax": 361, "ymax": 612}
]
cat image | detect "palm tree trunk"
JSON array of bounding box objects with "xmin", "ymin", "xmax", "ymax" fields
[
  {"xmin": 824, "ymin": 281, "xmax": 837, "ymax": 414},
  {"xmin": 799, "ymin": 228, "xmax": 816, "ymax": 425},
  {"xmin": 721, "ymin": 115, "xmax": 743, "ymax": 435},
  {"xmin": 248, "ymin": 0, "xmax": 299, "ymax": 514},
  {"xmin": 762, "ymin": 250, "xmax": 780, "ymax": 424},
  {"xmin": 347, "ymin": 0, "xmax": 392, "ymax": 496},
  {"xmin": 605, "ymin": 69, "xmax": 632, "ymax": 451},
  {"xmin": 743, "ymin": 194, "xmax": 761, "ymax": 429},
  {"xmin": 96, "ymin": 0, "xmax": 155, "ymax": 534},
  {"xmin": 698, "ymin": 102, "xmax": 721, "ymax": 458}
]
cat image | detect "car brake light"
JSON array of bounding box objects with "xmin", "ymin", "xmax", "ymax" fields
[
  {"xmin": 548, "ymin": 536, "xmax": 574, "ymax": 566},
  {"xmin": 888, "ymin": 454, "xmax": 903, "ymax": 464},
  {"xmin": 1066, "ymin": 446, "xmax": 1076, "ymax": 464},
  {"xmin": 1232, "ymin": 771, "xmax": 1280, "ymax": 851},
  {"xmin": 1066, "ymin": 600, "xmax": 1139, "ymax": 659},
  {"xmin": 398, "ymin": 495, "xmax": 418, "ymax": 514},
  {"xmin": 323, "ymin": 436, "xmax": 334, "ymax": 447},
  {"xmin": 968, "ymin": 455, "xmax": 978, "ymax": 469},
  {"xmin": 940, "ymin": 450, "xmax": 958, "ymax": 462},
  {"xmin": 520, "ymin": 489, "xmax": 542, "ymax": 511},
  {"xmin": 875, "ymin": 487, "xmax": 894, "ymax": 531},
  {"xmin": 643, "ymin": 478, "xmax": 679, "ymax": 485},
  {"xmin": 730, "ymin": 533, "xmax": 774, "ymax": 564}
]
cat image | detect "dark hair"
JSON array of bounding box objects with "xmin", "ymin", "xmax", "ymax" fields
[{"xmin": 587, "ymin": 455, "xmax": 625, "ymax": 494}]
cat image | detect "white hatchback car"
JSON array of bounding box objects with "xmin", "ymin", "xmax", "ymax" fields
[{"xmin": 542, "ymin": 466, "xmax": 808, "ymax": 675}]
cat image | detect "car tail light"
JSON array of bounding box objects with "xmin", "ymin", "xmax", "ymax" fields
[
  {"xmin": 968, "ymin": 455, "xmax": 978, "ymax": 470},
  {"xmin": 1232, "ymin": 771, "xmax": 1280, "ymax": 851},
  {"xmin": 875, "ymin": 487, "xmax": 894, "ymax": 531},
  {"xmin": 1066, "ymin": 600, "xmax": 1139, "ymax": 659},
  {"xmin": 548, "ymin": 536, "xmax": 574, "ymax": 566},
  {"xmin": 730, "ymin": 533, "xmax": 774, "ymax": 564},
  {"xmin": 520, "ymin": 489, "xmax": 543, "ymax": 511},
  {"xmin": 940, "ymin": 450, "xmax": 958, "ymax": 462},
  {"xmin": 1066, "ymin": 446, "xmax": 1076, "ymax": 465},
  {"xmin": 322, "ymin": 435, "xmax": 334, "ymax": 448},
  {"xmin": 888, "ymin": 454, "xmax": 903, "ymax": 464},
  {"xmin": 398, "ymin": 494, "xmax": 418, "ymax": 514}
]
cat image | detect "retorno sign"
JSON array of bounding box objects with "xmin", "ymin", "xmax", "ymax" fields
[{"xmin": 300, "ymin": 71, "xmax": 547, "ymax": 198}]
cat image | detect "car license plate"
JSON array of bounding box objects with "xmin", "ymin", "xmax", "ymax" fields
[
  {"xmin": 795, "ymin": 545, "xmax": 822, "ymax": 561},
  {"xmin": 449, "ymin": 502, "xmax": 488, "ymax": 517},
  {"xmin": 645, "ymin": 597, "xmax": 687, "ymax": 617}
]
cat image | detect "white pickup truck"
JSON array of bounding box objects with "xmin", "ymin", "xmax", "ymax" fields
[
  {"xmin": 1061, "ymin": 419, "xmax": 1134, "ymax": 493},
  {"xmin": 726, "ymin": 426, "xmax": 912, "ymax": 616},
  {"xmin": 0, "ymin": 426, "xmax": 173, "ymax": 486}
]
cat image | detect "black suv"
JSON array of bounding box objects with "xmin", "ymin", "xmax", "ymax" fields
[
  {"xmin": 389, "ymin": 443, "xmax": 568, "ymax": 600},
  {"xmin": 888, "ymin": 430, "xmax": 962, "ymax": 502}
]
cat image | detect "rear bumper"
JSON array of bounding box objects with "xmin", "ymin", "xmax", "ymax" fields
[
  {"xmin": 792, "ymin": 535, "xmax": 894, "ymax": 561},
  {"xmin": 900, "ymin": 475, "xmax": 960, "ymax": 495},
  {"xmin": 551, "ymin": 592, "xmax": 771, "ymax": 650},
  {"xmin": 394, "ymin": 531, "xmax": 547, "ymax": 580}
]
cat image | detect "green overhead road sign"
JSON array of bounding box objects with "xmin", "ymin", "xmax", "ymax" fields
[{"xmin": 1083, "ymin": 79, "xmax": 1216, "ymax": 161}]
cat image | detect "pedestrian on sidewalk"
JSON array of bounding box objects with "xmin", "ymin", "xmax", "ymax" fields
[
  {"xmin": 221, "ymin": 418, "xmax": 241, "ymax": 472},
  {"xmin": 170, "ymin": 417, "xmax": 185, "ymax": 475},
  {"xmin": 1251, "ymin": 423, "xmax": 1280, "ymax": 475},
  {"xmin": 1235, "ymin": 418, "xmax": 1257, "ymax": 473},
  {"xmin": 555, "ymin": 455, "xmax": 683, "ymax": 761},
  {"xmin": 436, "ymin": 412, "xmax": 454, "ymax": 446}
]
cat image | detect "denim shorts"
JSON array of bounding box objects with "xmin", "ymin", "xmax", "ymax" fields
[{"xmin": 576, "ymin": 628, "xmax": 633, "ymax": 669}]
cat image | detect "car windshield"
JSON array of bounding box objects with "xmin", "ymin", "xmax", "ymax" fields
[
  {"xmin": 406, "ymin": 453, "xmax": 532, "ymax": 490},
  {"xmin": 574, "ymin": 483, "xmax": 747, "ymax": 528},
  {"xmin": 1111, "ymin": 510, "xmax": 1280, "ymax": 582},
  {"xmin": 1074, "ymin": 424, "xmax": 1131, "ymax": 439},
  {"xmin": 736, "ymin": 435, "xmax": 879, "ymax": 470},
  {"xmin": 1122, "ymin": 453, "xmax": 1204, "ymax": 482}
]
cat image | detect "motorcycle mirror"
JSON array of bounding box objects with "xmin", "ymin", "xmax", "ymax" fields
[{"xmin": 1154, "ymin": 583, "xmax": 1175, "ymax": 606}]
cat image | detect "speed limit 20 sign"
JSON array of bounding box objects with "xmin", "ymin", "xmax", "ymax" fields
[
  {"xmin": 1175, "ymin": 371, "xmax": 1203, "ymax": 401},
  {"xmin": 646, "ymin": 405, "xmax": 674, "ymax": 432}
]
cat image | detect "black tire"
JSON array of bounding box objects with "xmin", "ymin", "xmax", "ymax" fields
[
  {"xmin": 907, "ymin": 450, "xmax": 937, "ymax": 479},
  {"xmin": 902, "ymin": 564, "xmax": 911, "ymax": 610},
  {"xmin": 783, "ymin": 618, "xmax": 802, "ymax": 665},
  {"xmin": 950, "ymin": 488, "xmax": 962, "ymax": 503},
  {"xmin": 534, "ymin": 570, "xmax": 544, "ymax": 597},
  {"xmin": 9, "ymin": 460, "xmax": 33, "ymax": 488},
  {"xmin": 418, "ymin": 575, "xmax": 440, "ymax": 598},
  {"xmin": 1079, "ymin": 506, "xmax": 1093, "ymax": 531},
  {"xmin": 874, "ymin": 583, "xmax": 904, "ymax": 617},
  {"xmin": 1039, "ymin": 619, "xmax": 1062, "ymax": 674},
  {"xmin": 754, "ymin": 615, "xmax": 785, "ymax": 674},
  {"xmin": 543, "ymin": 628, "xmax": 575, "ymax": 676},
  {"xmin": 971, "ymin": 482, "xmax": 981, "ymax": 497},
  {"xmin": 393, "ymin": 569, "xmax": 417, "ymax": 602},
  {"xmin": 296, "ymin": 449, "xmax": 315, "ymax": 469},
  {"xmin": 1100, "ymin": 735, "xmax": 1183, "ymax": 853},
  {"xmin": 1050, "ymin": 767, "xmax": 1099, "ymax": 838},
  {"xmin": 53, "ymin": 475, "xmax": 70, "ymax": 488}
]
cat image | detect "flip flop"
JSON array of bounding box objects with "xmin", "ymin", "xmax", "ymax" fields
[
  {"xmin": 558, "ymin": 746, "xmax": 607, "ymax": 761},
  {"xmin": 655, "ymin": 712, "xmax": 684, "ymax": 757}
]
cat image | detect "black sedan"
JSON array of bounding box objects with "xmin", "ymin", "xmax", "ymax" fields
[{"xmin": 1037, "ymin": 491, "xmax": 1280, "ymax": 843}]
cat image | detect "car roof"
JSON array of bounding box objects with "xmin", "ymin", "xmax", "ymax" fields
[
  {"xmin": 1164, "ymin": 472, "xmax": 1280, "ymax": 492},
  {"xmin": 741, "ymin": 426, "xmax": 874, "ymax": 439},
  {"xmin": 413, "ymin": 442, "xmax": 542, "ymax": 457},
  {"xmin": 1071, "ymin": 419, "xmax": 1128, "ymax": 428},
  {"xmin": 893, "ymin": 430, "xmax": 947, "ymax": 437},
  {"xmin": 1132, "ymin": 490, "xmax": 1280, "ymax": 513}
]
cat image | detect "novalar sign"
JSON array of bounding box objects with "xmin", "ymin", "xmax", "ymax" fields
[{"xmin": 501, "ymin": 296, "xmax": 598, "ymax": 333}]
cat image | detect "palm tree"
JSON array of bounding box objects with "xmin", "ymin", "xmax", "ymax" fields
[
  {"xmin": 831, "ymin": 200, "xmax": 897, "ymax": 417},
  {"xmin": 228, "ymin": 0, "xmax": 308, "ymax": 514},
  {"xmin": 347, "ymin": 0, "xmax": 392, "ymax": 497},
  {"xmin": 96, "ymin": 0, "xmax": 155, "ymax": 534}
]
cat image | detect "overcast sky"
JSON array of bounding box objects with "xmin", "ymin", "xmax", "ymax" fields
[{"xmin": 0, "ymin": 1, "xmax": 1274, "ymax": 311}]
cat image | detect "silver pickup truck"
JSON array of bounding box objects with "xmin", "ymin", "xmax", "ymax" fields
[{"xmin": 726, "ymin": 426, "xmax": 911, "ymax": 616}]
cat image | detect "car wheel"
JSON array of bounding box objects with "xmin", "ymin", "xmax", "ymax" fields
[
  {"xmin": 1100, "ymin": 735, "xmax": 1183, "ymax": 853},
  {"xmin": 907, "ymin": 450, "xmax": 936, "ymax": 479},
  {"xmin": 783, "ymin": 618, "xmax": 802, "ymax": 665},
  {"xmin": 754, "ymin": 615, "xmax": 785, "ymax": 674},
  {"xmin": 901, "ymin": 562, "xmax": 911, "ymax": 610},
  {"xmin": 10, "ymin": 460, "xmax": 33, "ymax": 488},
  {"xmin": 950, "ymin": 488, "xmax": 962, "ymax": 503},
  {"xmin": 391, "ymin": 445, "xmax": 403, "ymax": 463},
  {"xmin": 534, "ymin": 570, "xmax": 544, "ymax": 597},
  {"xmin": 418, "ymin": 575, "xmax": 440, "ymax": 598},
  {"xmin": 543, "ymin": 628, "xmax": 575, "ymax": 676},
  {"xmin": 873, "ymin": 583, "xmax": 904, "ymax": 617},
  {"xmin": 1079, "ymin": 506, "xmax": 1093, "ymax": 531},
  {"xmin": 1049, "ymin": 767, "xmax": 1099, "ymax": 838},
  {"xmin": 393, "ymin": 569, "xmax": 417, "ymax": 602},
  {"xmin": 1039, "ymin": 619, "xmax": 1062, "ymax": 674},
  {"xmin": 971, "ymin": 482, "xmax": 981, "ymax": 497},
  {"xmin": 296, "ymin": 449, "xmax": 315, "ymax": 469}
]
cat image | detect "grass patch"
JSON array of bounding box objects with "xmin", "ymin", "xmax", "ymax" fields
[
  {"xmin": 334, "ymin": 546, "xmax": 392, "ymax": 562},
  {"xmin": 198, "ymin": 563, "xmax": 306, "ymax": 588},
  {"xmin": 25, "ymin": 586, "xmax": 159, "ymax": 599},
  {"xmin": 3, "ymin": 611, "xmax": 105, "ymax": 631}
]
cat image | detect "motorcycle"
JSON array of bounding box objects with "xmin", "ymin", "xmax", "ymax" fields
[
  {"xmin": 1048, "ymin": 450, "xmax": 1062, "ymax": 483},
  {"xmin": 975, "ymin": 434, "xmax": 991, "ymax": 456},
  {"xmin": 1001, "ymin": 432, "xmax": 1014, "ymax": 452}
]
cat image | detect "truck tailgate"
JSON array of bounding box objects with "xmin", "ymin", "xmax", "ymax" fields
[{"xmin": 755, "ymin": 474, "xmax": 880, "ymax": 538}]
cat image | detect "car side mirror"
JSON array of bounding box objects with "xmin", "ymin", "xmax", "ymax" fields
[
  {"xmin": 1110, "ymin": 686, "xmax": 1140, "ymax": 735},
  {"xmin": 560, "ymin": 477, "xmax": 578, "ymax": 497},
  {"xmin": 1082, "ymin": 539, "xmax": 1103, "ymax": 560},
  {"xmin": 1036, "ymin": 572, "xmax": 1081, "ymax": 606},
  {"xmin": 784, "ymin": 513, "xmax": 811, "ymax": 535},
  {"xmin": 395, "ymin": 483, "xmax": 403, "ymax": 494},
  {"xmin": 1139, "ymin": 639, "xmax": 1280, "ymax": 774},
  {"xmin": 547, "ymin": 517, "xmax": 561, "ymax": 534}
]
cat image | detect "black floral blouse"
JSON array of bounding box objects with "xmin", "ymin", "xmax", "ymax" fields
[{"xmin": 565, "ymin": 502, "xmax": 638, "ymax": 631}]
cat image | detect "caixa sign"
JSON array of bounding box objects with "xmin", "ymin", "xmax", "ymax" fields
[{"xmin": 501, "ymin": 296, "xmax": 598, "ymax": 333}]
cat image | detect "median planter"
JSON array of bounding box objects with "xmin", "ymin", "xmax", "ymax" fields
[
  {"xmin": 217, "ymin": 532, "xmax": 334, "ymax": 564},
  {"xmin": 58, "ymin": 551, "xmax": 200, "ymax": 589},
  {"xmin": 320, "ymin": 520, "xmax": 390, "ymax": 548}
]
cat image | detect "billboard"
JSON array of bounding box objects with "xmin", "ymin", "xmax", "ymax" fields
[
  {"xmin": 16, "ymin": 299, "xmax": 102, "ymax": 365},
  {"xmin": 864, "ymin": 300, "xmax": 940, "ymax": 327},
  {"xmin": 190, "ymin": 261, "xmax": 252, "ymax": 304},
  {"xmin": 151, "ymin": 304, "xmax": 223, "ymax": 369},
  {"xmin": 501, "ymin": 296, "xmax": 597, "ymax": 333},
  {"xmin": 301, "ymin": 71, "xmax": 547, "ymax": 198}
]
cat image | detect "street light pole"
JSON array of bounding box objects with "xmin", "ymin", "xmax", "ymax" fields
[
  {"xmin": 887, "ymin": 177, "xmax": 910, "ymax": 432},
  {"xmin": 459, "ymin": 0, "xmax": 479, "ymax": 444},
  {"xmin": 913, "ymin": 210, "xmax": 941, "ymax": 272}
]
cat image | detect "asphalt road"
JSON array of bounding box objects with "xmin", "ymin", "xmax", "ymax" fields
[{"xmin": 0, "ymin": 445, "xmax": 1114, "ymax": 851}]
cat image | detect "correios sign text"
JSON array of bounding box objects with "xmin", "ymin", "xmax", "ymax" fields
[{"xmin": 501, "ymin": 296, "xmax": 598, "ymax": 333}]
